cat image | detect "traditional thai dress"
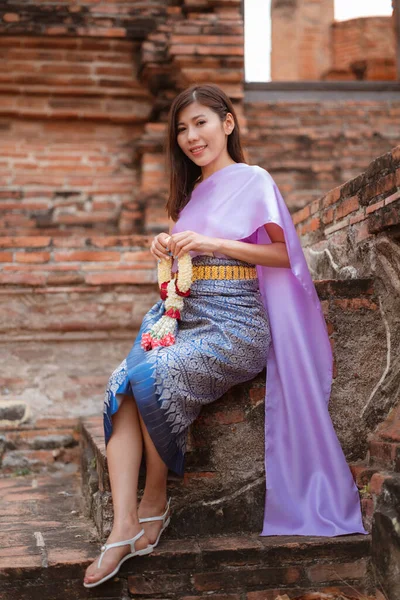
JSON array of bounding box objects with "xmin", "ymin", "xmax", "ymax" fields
[{"xmin": 103, "ymin": 163, "xmax": 369, "ymax": 538}]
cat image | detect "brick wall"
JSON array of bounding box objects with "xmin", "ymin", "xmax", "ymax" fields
[
  {"xmin": 327, "ymin": 17, "xmax": 396, "ymax": 81},
  {"xmin": 245, "ymin": 92, "xmax": 400, "ymax": 211},
  {"xmin": 0, "ymin": 235, "xmax": 156, "ymax": 289},
  {"xmin": 293, "ymin": 145, "xmax": 400, "ymax": 255},
  {"xmin": 293, "ymin": 145, "xmax": 400, "ymax": 434},
  {"xmin": 0, "ymin": 1, "xmax": 245, "ymax": 236},
  {"xmin": 271, "ymin": 0, "xmax": 334, "ymax": 81},
  {"xmin": 0, "ymin": 35, "xmax": 154, "ymax": 235},
  {"xmin": 0, "ymin": 1, "xmax": 168, "ymax": 39}
]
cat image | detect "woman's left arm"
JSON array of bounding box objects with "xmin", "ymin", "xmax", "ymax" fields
[
  {"xmin": 216, "ymin": 223, "xmax": 291, "ymax": 269},
  {"xmin": 168, "ymin": 224, "xmax": 291, "ymax": 268}
]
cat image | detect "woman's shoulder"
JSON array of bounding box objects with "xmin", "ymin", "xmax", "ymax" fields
[{"xmin": 235, "ymin": 163, "xmax": 273, "ymax": 183}]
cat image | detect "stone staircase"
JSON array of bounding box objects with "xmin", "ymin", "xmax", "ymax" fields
[{"xmin": 0, "ymin": 272, "xmax": 385, "ymax": 599}]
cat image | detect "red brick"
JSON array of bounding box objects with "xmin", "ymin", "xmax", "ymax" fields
[
  {"xmin": 54, "ymin": 251, "xmax": 120, "ymax": 262},
  {"xmin": 369, "ymin": 473, "xmax": 390, "ymax": 495},
  {"xmin": 323, "ymin": 186, "xmax": 341, "ymax": 208},
  {"xmin": 361, "ymin": 497, "xmax": 374, "ymax": 523},
  {"xmin": 4, "ymin": 264, "xmax": 79, "ymax": 272},
  {"xmin": 170, "ymin": 44, "xmax": 244, "ymax": 56},
  {"xmin": 0, "ymin": 237, "xmax": 51, "ymax": 248},
  {"xmin": 362, "ymin": 172, "xmax": 396, "ymax": 205},
  {"xmin": 46, "ymin": 273, "xmax": 85, "ymax": 286},
  {"xmin": 366, "ymin": 199, "xmax": 385, "ymax": 214},
  {"xmin": 384, "ymin": 189, "xmax": 400, "ymax": 205},
  {"xmin": 369, "ymin": 440, "xmax": 398, "ymax": 465},
  {"xmin": 0, "ymin": 251, "xmax": 12, "ymax": 262},
  {"xmin": 322, "ymin": 208, "xmax": 334, "ymax": 225},
  {"xmin": 333, "ymin": 298, "xmax": 378, "ymax": 311},
  {"xmin": 336, "ymin": 195, "xmax": 359, "ymax": 219},
  {"xmin": 300, "ymin": 217, "xmax": 321, "ymax": 234},
  {"xmin": 0, "ymin": 273, "xmax": 46, "ymax": 286},
  {"xmin": 15, "ymin": 251, "xmax": 50, "ymax": 264},
  {"xmin": 307, "ymin": 558, "xmax": 367, "ymax": 583},
  {"xmin": 171, "ymin": 35, "xmax": 243, "ymax": 45},
  {"xmin": 193, "ymin": 567, "xmax": 301, "ymax": 592},
  {"xmin": 76, "ymin": 27, "xmax": 127, "ymax": 38},
  {"xmin": 292, "ymin": 204, "xmax": 310, "ymax": 225},
  {"xmin": 326, "ymin": 321, "xmax": 334, "ymax": 335},
  {"xmin": 310, "ymin": 198, "xmax": 320, "ymax": 215},
  {"xmin": 350, "ymin": 213, "xmax": 367, "ymax": 225},
  {"xmin": 3, "ymin": 13, "xmax": 20, "ymax": 22},
  {"xmin": 85, "ymin": 271, "xmax": 156, "ymax": 285},
  {"xmin": 124, "ymin": 251, "xmax": 154, "ymax": 263},
  {"xmin": 249, "ymin": 387, "xmax": 265, "ymax": 407},
  {"xmin": 31, "ymin": 417, "xmax": 79, "ymax": 430}
]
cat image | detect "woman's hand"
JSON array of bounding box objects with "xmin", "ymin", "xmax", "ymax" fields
[
  {"xmin": 150, "ymin": 232, "xmax": 172, "ymax": 261},
  {"xmin": 165, "ymin": 231, "xmax": 219, "ymax": 259}
]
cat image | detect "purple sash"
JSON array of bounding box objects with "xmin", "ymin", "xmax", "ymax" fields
[{"xmin": 172, "ymin": 163, "xmax": 368, "ymax": 536}]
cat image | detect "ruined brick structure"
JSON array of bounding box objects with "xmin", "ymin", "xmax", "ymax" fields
[
  {"xmin": 0, "ymin": 0, "xmax": 399, "ymax": 238},
  {"xmin": 271, "ymin": 0, "xmax": 397, "ymax": 81},
  {"xmin": 1, "ymin": 1, "xmax": 400, "ymax": 598}
]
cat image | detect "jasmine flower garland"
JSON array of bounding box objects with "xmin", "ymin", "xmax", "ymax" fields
[{"xmin": 141, "ymin": 253, "xmax": 193, "ymax": 351}]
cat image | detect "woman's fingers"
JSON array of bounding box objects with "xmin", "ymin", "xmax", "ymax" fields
[
  {"xmin": 150, "ymin": 233, "xmax": 173, "ymax": 261},
  {"xmin": 167, "ymin": 232, "xmax": 191, "ymax": 257}
]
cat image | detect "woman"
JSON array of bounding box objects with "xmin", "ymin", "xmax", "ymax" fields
[{"xmin": 84, "ymin": 84, "xmax": 367, "ymax": 588}]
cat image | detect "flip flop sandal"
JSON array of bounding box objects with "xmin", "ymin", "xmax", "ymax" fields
[
  {"xmin": 83, "ymin": 528, "xmax": 153, "ymax": 589},
  {"xmin": 139, "ymin": 497, "xmax": 171, "ymax": 550}
]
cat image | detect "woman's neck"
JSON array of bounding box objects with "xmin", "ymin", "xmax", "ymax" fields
[{"xmin": 200, "ymin": 156, "xmax": 237, "ymax": 183}]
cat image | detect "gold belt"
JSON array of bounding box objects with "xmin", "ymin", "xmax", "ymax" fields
[{"xmin": 187, "ymin": 265, "xmax": 258, "ymax": 281}]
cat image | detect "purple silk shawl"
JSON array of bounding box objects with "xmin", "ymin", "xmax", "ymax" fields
[{"xmin": 171, "ymin": 162, "xmax": 368, "ymax": 537}]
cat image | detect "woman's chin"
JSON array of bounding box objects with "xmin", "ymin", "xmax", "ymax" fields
[{"xmin": 189, "ymin": 154, "xmax": 214, "ymax": 167}]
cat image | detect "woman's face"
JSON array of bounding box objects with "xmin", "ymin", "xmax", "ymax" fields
[{"xmin": 176, "ymin": 101, "xmax": 234, "ymax": 167}]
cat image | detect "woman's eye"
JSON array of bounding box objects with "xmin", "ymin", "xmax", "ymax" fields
[
  {"xmin": 177, "ymin": 128, "xmax": 185, "ymax": 133},
  {"xmin": 197, "ymin": 120, "xmax": 206, "ymax": 125}
]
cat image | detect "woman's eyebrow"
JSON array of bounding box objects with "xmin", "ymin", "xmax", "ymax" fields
[{"xmin": 177, "ymin": 114, "xmax": 206, "ymax": 125}]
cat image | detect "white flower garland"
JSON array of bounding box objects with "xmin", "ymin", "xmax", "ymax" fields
[{"xmin": 141, "ymin": 253, "xmax": 193, "ymax": 351}]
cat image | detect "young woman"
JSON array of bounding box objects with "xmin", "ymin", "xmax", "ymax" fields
[{"xmin": 83, "ymin": 84, "xmax": 367, "ymax": 588}]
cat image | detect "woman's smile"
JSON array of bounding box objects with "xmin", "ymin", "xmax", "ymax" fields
[{"xmin": 190, "ymin": 145, "xmax": 207, "ymax": 156}]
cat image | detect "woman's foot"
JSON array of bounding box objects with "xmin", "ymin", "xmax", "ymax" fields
[
  {"xmin": 83, "ymin": 523, "xmax": 150, "ymax": 587},
  {"xmin": 138, "ymin": 497, "xmax": 171, "ymax": 546}
]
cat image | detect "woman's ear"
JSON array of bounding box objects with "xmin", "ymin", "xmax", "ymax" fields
[{"xmin": 224, "ymin": 113, "xmax": 235, "ymax": 135}]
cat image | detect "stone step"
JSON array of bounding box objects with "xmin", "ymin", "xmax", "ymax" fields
[
  {"xmin": 0, "ymin": 469, "xmax": 97, "ymax": 600},
  {"xmin": 92, "ymin": 534, "xmax": 373, "ymax": 599},
  {"xmin": 0, "ymin": 470, "xmax": 373, "ymax": 600},
  {"xmin": 0, "ymin": 418, "xmax": 81, "ymax": 475},
  {"xmin": 0, "ymin": 435, "xmax": 375, "ymax": 600},
  {"xmin": 0, "ymin": 532, "xmax": 374, "ymax": 600}
]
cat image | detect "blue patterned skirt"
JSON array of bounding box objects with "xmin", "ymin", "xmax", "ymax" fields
[{"xmin": 103, "ymin": 256, "xmax": 271, "ymax": 476}]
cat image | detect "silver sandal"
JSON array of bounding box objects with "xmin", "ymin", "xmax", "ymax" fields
[
  {"xmin": 138, "ymin": 497, "xmax": 171, "ymax": 550},
  {"xmin": 83, "ymin": 528, "xmax": 153, "ymax": 589}
]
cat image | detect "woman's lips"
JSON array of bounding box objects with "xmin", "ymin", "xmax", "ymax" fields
[{"xmin": 190, "ymin": 145, "xmax": 207, "ymax": 156}]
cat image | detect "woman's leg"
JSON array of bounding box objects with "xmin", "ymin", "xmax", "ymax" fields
[
  {"xmin": 137, "ymin": 411, "xmax": 170, "ymax": 544},
  {"xmin": 84, "ymin": 395, "xmax": 150, "ymax": 585}
]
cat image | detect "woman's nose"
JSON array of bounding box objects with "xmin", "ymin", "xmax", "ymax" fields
[{"xmin": 187, "ymin": 127, "xmax": 199, "ymax": 142}]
